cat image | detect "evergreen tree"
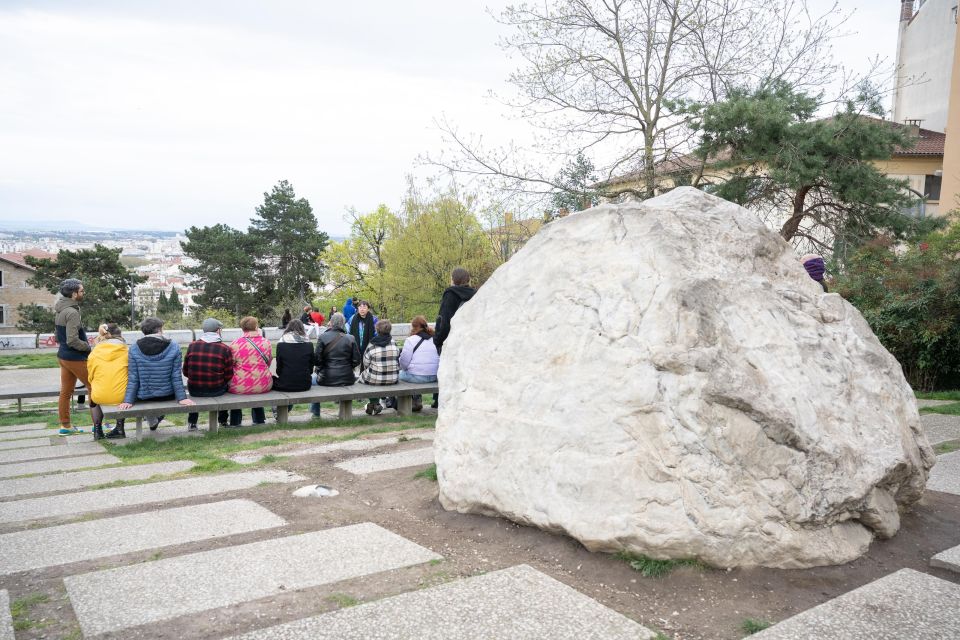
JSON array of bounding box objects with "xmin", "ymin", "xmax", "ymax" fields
[
  {"xmin": 180, "ymin": 224, "xmax": 264, "ymax": 321},
  {"xmin": 248, "ymin": 180, "xmax": 329, "ymax": 303},
  {"xmin": 550, "ymin": 153, "xmax": 598, "ymax": 213},
  {"xmin": 167, "ymin": 286, "xmax": 181, "ymax": 314},
  {"xmin": 25, "ymin": 245, "xmax": 145, "ymax": 327},
  {"xmin": 15, "ymin": 303, "xmax": 55, "ymax": 334},
  {"xmin": 157, "ymin": 289, "xmax": 169, "ymax": 315}
]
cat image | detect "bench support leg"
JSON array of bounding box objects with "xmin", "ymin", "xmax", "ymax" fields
[
  {"xmin": 338, "ymin": 400, "xmax": 352, "ymax": 420},
  {"xmin": 135, "ymin": 417, "xmax": 143, "ymax": 441},
  {"xmin": 208, "ymin": 411, "xmax": 218, "ymax": 435},
  {"xmin": 17, "ymin": 398, "xmax": 21, "ymax": 414},
  {"xmin": 397, "ymin": 396, "xmax": 413, "ymax": 416},
  {"xmin": 276, "ymin": 405, "xmax": 289, "ymax": 424}
]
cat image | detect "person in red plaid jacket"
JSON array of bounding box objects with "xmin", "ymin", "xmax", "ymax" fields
[{"xmin": 182, "ymin": 318, "xmax": 233, "ymax": 430}]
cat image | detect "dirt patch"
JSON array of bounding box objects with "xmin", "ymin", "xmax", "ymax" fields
[{"xmin": 5, "ymin": 438, "xmax": 960, "ymax": 640}]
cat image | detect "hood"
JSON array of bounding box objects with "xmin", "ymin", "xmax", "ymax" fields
[
  {"xmin": 447, "ymin": 285, "xmax": 476, "ymax": 303},
  {"xmin": 343, "ymin": 299, "xmax": 355, "ymax": 309},
  {"xmin": 55, "ymin": 297, "xmax": 79, "ymax": 313},
  {"xmin": 93, "ymin": 341, "xmax": 128, "ymax": 361},
  {"xmin": 136, "ymin": 334, "xmax": 174, "ymax": 357},
  {"xmin": 370, "ymin": 333, "xmax": 393, "ymax": 347}
]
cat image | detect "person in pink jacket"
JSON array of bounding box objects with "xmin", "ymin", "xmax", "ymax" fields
[{"xmin": 228, "ymin": 316, "xmax": 272, "ymax": 426}]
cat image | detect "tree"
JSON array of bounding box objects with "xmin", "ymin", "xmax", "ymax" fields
[
  {"xmin": 156, "ymin": 289, "xmax": 169, "ymax": 315},
  {"xmin": 181, "ymin": 224, "xmax": 263, "ymax": 321},
  {"xmin": 835, "ymin": 224, "xmax": 960, "ymax": 392},
  {"xmin": 691, "ymin": 81, "xmax": 939, "ymax": 257},
  {"xmin": 249, "ymin": 180, "xmax": 329, "ymax": 303},
  {"xmin": 15, "ymin": 303, "xmax": 54, "ymax": 334},
  {"xmin": 429, "ymin": 0, "xmax": 844, "ymax": 206},
  {"xmin": 323, "ymin": 204, "xmax": 398, "ymax": 314},
  {"xmin": 551, "ymin": 153, "xmax": 599, "ymax": 213},
  {"xmin": 25, "ymin": 245, "xmax": 145, "ymax": 327}
]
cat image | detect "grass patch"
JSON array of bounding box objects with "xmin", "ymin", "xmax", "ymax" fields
[
  {"xmin": 414, "ymin": 463, "xmax": 438, "ymax": 481},
  {"xmin": 0, "ymin": 352, "xmax": 60, "ymax": 369},
  {"xmin": 935, "ymin": 441, "xmax": 960, "ymax": 455},
  {"xmin": 11, "ymin": 592, "xmax": 51, "ymax": 630},
  {"xmin": 325, "ymin": 593, "xmax": 359, "ymax": 608},
  {"xmin": 615, "ymin": 552, "xmax": 704, "ymax": 578},
  {"xmin": 915, "ymin": 390, "xmax": 960, "ymax": 401},
  {"xmin": 919, "ymin": 402, "xmax": 960, "ymax": 416},
  {"xmin": 741, "ymin": 618, "xmax": 772, "ymax": 635}
]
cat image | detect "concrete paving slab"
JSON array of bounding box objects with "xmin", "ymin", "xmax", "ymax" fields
[
  {"xmin": 921, "ymin": 413, "xmax": 960, "ymax": 446},
  {"xmin": 0, "ymin": 460, "xmax": 196, "ymax": 498},
  {"xmin": 0, "ymin": 454, "xmax": 120, "ymax": 479},
  {"xmin": 0, "ymin": 442, "xmax": 104, "ymax": 465},
  {"xmin": 0, "ymin": 428, "xmax": 54, "ymax": 441},
  {"xmin": 927, "ymin": 451, "xmax": 960, "ymax": 496},
  {"xmin": 0, "ymin": 423, "xmax": 48, "ymax": 433},
  {"xmin": 66, "ymin": 522, "xmax": 442, "ymax": 636},
  {"xmin": 0, "ymin": 437, "xmax": 50, "ymax": 451},
  {"xmin": 229, "ymin": 432, "xmax": 435, "ymax": 464},
  {"xmin": 336, "ymin": 446, "xmax": 434, "ymax": 475},
  {"xmin": 0, "ymin": 590, "xmax": 12, "ymax": 640},
  {"xmin": 752, "ymin": 568, "xmax": 960, "ymax": 639},
  {"xmin": 0, "ymin": 469, "xmax": 303, "ymax": 524},
  {"xmin": 930, "ymin": 543, "xmax": 960, "ymax": 575},
  {"xmin": 0, "ymin": 499, "xmax": 286, "ymax": 575},
  {"xmin": 226, "ymin": 564, "xmax": 654, "ymax": 640}
]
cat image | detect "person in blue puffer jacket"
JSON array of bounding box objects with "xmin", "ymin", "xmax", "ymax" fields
[
  {"xmin": 342, "ymin": 297, "xmax": 357, "ymax": 325},
  {"xmin": 118, "ymin": 317, "xmax": 194, "ymax": 430}
]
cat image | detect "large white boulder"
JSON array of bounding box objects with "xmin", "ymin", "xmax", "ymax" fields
[{"xmin": 435, "ymin": 187, "xmax": 935, "ymax": 569}]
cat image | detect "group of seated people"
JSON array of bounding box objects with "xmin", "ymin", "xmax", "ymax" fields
[{"xmin": 85, "ymin": 304, "xmax": 440, "ymax": 439}]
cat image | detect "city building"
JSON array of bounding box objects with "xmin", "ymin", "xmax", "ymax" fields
[{"xmin": 0, "ymin": 253, "xmax": 58, "ymax": 334}]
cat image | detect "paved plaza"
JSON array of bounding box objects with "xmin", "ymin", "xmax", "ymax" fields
[{"xmin": 0, "ymin": 407, "xmax": 955, "ymax": 639}]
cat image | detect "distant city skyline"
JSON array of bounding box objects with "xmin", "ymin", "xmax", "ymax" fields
[{"xmin": 0, "ymin": 1, "xmax": 900, "ymax": 235}]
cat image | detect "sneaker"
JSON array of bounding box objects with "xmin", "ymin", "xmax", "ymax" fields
[
  {"xmin": 365, "ymin": 402, "xmax": 374, "ymax": 415},
  {"xmin": 412, "ymin": 400, "xmax": 423, "ymax": 413},
  {"xmin": 93, "ymin": 425, "xmax": 105, "ymax": 440},
  {"xmin": 105, "ymin": 424, "xmax": 126, "ymax": 439},
  {"xmin": 188, "ymin": 423, "xmax": 198, "ymax": 432},
  {"xmin": 58, "ymin": 427, "xmax": 85, "ymax": 435},
  {"xmin": 148, "ymin": 416, "xmax": 162, "ymax": 431},
  {"xmin": 373, "ymin": 402, "xmax": 383, "ymax": 415},
  {"xmin": 430, "ymin": 401, "xmax": 438, "ymax": 409}
]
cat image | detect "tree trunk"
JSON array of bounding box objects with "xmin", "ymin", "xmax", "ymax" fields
[{"xmin": 780, "ymin": 185, "xmax": 812, "ymax": 241}]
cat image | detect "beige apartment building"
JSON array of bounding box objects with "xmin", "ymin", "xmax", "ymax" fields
[{"xmin": 0, "ymin": 254, "xmax": 58, "ymax": 335}]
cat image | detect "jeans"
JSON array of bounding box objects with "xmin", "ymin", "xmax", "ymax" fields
[
  {"xmin": 398, "ymin": 371, "xmax": 437, "ymax": 406},
  {"xmin": 230, "ymin": 407, "xmax": 265, "ymax": 426},
  {"xmin": 187, "ymin": 386, "xmax": 229, "ymax": 426}
]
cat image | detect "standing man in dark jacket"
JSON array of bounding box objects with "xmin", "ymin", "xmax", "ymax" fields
[
  {"xmin": 348, "ymin": 301, "xmax": 377, "ymax": 355},
  {"xmin": 182, "ymin": 318, "xmax": 233, "ymax": 432},
  {"xmin": 434, "ymin": 267, "xmax": 476, "ymax": 354},
  {"xmin": 55, "ymin": 278, "xmax": 92, "ymax": 434}
]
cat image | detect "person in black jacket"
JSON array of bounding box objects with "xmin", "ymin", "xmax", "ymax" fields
[
  {"xmin": 272, "ymin": 320, "xmax": 315, "ymax": 392},
  {"xmin": 279, "ymin": 308, "xmax": 292, "ymax": 330},
  {"xmin": 348, "ymin": 301, "xmax": 377, "ymax": 355},
  {"xmin": 310, "ymin": 312, "xmax": 361, "ymax": 417},
  {"xmin": 434, "ymin": 267, "xmax": 476, "ymax": 354}
]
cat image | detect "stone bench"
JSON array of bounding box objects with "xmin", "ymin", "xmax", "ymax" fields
[
  {"xmin": 0, "ymin": 386, "xmax": 90, "ymax": 413},
  {"xmin": 100, "ymin": 381, "xmax": 439, "ymax": 439}
]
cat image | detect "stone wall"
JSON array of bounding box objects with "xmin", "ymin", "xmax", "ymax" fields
[{"xmin": 0, "ymin": 261, "xmax": 58, "ymax": 335}]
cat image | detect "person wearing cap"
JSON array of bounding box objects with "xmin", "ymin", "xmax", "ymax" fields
[{"xmin": 182, "ymin": 317, "xmax": 233, "ymax": 431}]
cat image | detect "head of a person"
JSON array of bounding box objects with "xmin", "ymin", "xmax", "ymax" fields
[
  {"xmin": 357, "ymin": 301, "xmax": 370, "ymax": 317},
  {"xmin": 105, "ymin": 323, "xmax": 122, "ymax": 338},
  {"xmin": 284, "ymin": 319, "xmax": 306, "ymax": 336},
  {"xmin": 303, "ymin": 305, "xmax": 311, "ymax": 313},
  {"xmin": 451, "ymin": 267, "xmax": 470, "ymax": 286},
  {"xmin": 328, "ymin": 312, "xmax": 347, "ymax": 331},
  {"xmin": 201, "ymin": 317, "xmax": 223, "ymax": 334},
  {"xmin": 375, "ymin": 319, "xmax": 392, "ymax": 337},
  {"xmin": 411, "ymin": 315, "xmax": 434, "ymax": 336},
  {"xmin": 351, "ymin": 297, "xmax": 358, "ymax": 305},
  {"xmin": 60, "ymin": 278, "xmax": 84, "ymax": 301},
  {"xmin": 97, "ymin": 323, "xmax": 110, "ymax": 338},
  {"xmin": 239, "ymin": 316, "xmax": 259, "ymax": 333},
  {"xmin": 141, "ymin": 317, "xmax": 164, "ymax": 336},
  {"xmin": 283, "ymin": 308, "xmax": 291, "ymax": 315}
]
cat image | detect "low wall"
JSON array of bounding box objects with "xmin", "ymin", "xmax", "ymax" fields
[{"xmin": 3, "ymin": 323, "xmax": 424, "ymax": 351}]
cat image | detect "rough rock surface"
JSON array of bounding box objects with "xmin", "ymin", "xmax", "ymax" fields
[{"xmin": 435, "ymin": 187, "xmax": 935, "ymax": 569}]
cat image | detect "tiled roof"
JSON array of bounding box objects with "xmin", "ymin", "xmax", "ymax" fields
[
  {"xmin": 0, "ymin": 249, "xmax": 56, "ymax": 267},
  {"xmin": 892, "ymin": 125, "xmax": 945, "ymax": 157}
]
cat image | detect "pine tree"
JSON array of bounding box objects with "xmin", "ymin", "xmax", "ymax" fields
[
  {"xmin": 168, "ymin": 286, "xmax": 181, "ymax": 314},
  {"xmin": 156, "ymin": 289, "xmax": 169, "ymax": 315}
]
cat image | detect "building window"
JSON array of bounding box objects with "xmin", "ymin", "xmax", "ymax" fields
[
  {"xmin": 0, "ymin": 270, "xmax": 4, "ymax": 287},
  {"xmin": 925, "ymin": 174, "xmax": 942, "ymax": 201},
  {"xmin": 0, "ymin": 305, "xmax": 7, "ymax": 327}
]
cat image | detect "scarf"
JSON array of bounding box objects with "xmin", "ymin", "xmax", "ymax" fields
[
  {"xmin": 802, "ymin": 257, "xmax": 826, "ymax": 282},
  {"xmin": 200, "ymin": 332, "xmax": 222, "ymax": 343},
  {"xmin": 370, "ymin": 333, "xmax": 392, "ymax": 348},
  {"xmin": 280, "ymin": 332, "xmax": 307, "ymax": 344}
]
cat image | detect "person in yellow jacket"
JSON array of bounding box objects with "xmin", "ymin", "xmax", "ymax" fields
[{"xmin": 87, "ymin": 323, "xmax": 128, "ymax": 440}]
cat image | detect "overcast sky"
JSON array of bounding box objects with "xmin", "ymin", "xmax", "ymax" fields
[{"xmin": 0, "ymin": 1, "xmax": 900, "ymax": 235}]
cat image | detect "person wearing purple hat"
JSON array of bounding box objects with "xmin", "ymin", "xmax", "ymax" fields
[{"xmin": 801, "ymin": 254, "xmax": 828, "ymax": 292}]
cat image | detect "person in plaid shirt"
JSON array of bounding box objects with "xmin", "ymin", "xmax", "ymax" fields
[
  {"xmin": 182, "ymin": 318, "xmax": 233, "ymax": 430},
  {"xmin": 359, "ymin": 319, "xmax": 399, "ymax": 415}
]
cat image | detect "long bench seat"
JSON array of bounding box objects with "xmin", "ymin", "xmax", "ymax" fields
[
  {"xmin": 100, "ymin": 381, "xmax": 439, "ymax": 439},
  {"xmin": 0, "ymin": 386, "xmax": 89, "ymax": 413}
]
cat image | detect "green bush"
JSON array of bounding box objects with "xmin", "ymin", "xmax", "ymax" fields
[{"xmin": 835, "ymin": 220, "xmax": 960, "ymax": 392}]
